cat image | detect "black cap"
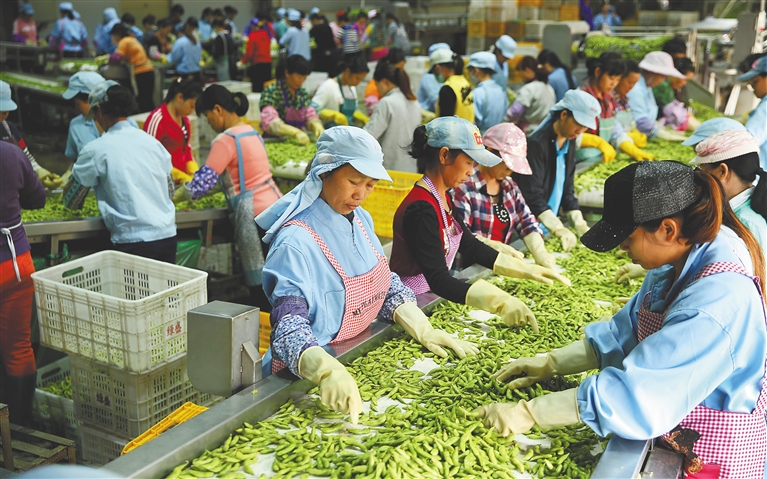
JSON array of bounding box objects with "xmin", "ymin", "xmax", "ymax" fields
[{"xmin": 581, "ymin": 161, "xmax": 696, "ymax": 252}]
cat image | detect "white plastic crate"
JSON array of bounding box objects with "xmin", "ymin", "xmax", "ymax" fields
[
  {"xmin": 33, "ymin": 251, "xmax": 208, "ymax": 373},
  {"xmin": 79, "ymin": 424, "xmax": 129, "ymax": 465},
  {"xmin": 70, "ymin": 354, "xmax": 218, "ymax": 438},
  {"xmin": 466, "ymin": 36, "xmax": 488, "ymax": 55},
  {"xmin": 212, "ymin": 80, "xmax": 253, "ymax": 95},
  {"xmin": 246, "ymin": 93, "xmax": 261, "ymax": 122}
]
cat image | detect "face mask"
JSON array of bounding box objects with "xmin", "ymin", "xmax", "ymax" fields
[
  {"xmin": 435, "ymin": 70, "xmax": 445, "ymax": 83},
  {"xmin": 469, "ymin": 73, "xmax": 479, "ymax": 86}
]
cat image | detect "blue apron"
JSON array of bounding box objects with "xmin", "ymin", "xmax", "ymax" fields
[
  {"xmin": 540, "ymin": 140, "xmax": 569, "ymax": 235},
  {"xmin": 338, "ymin": 76, "xmax": 357, "ymax": 125}
]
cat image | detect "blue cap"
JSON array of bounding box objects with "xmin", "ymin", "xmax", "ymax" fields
[
  {"xmin": 20, "ymin": 3, "xmax": 34, "ymax": 15},
  {"xmin": 287, "ymin": 8, "xmax": 301, "ymax": 22},
  {"xmin": 310, "ymin": 7, "xmax": 320, "ymax": 15},
  {"xmin": 425, "ymin": 117, "xmax": 501, "ymax": 167},
  {"xmin": 428, "ymin": 42, "xmax": 450, "ymax": 56},
  {"xmin": 58, "ymin": 2, "xmax": 73, "ymax": 11},
  {"xmin": 314, "ymin": 127, "xmax": 392, "ymax": 182},
  {"xmin": 551, "ymin": 89, "xmax": 601, "ymax": 131},
  {"xmin": 739, "ymin": 56, "xmax": 767, "ymax": 82},
  {"xmin": 495, "ymin": 35, "xmax": 517, "ymax": 59},
  {"xmin": 682, "ymin": 118, "xmax": 747, "ymax": 146},
  {"xmin": 0, "ymin": 81, "xmax": 18, "ymax": 112},
  {"xmin": 63, "ymin": 72, "xmax": 106, "ymax": 100},
  {"xmin": 467, "ymin": 52, "xmax": 496, "ymax": 71},
  {"xmin": 276, "ymin": 8, "xmax": 286, "ymax": 19},
  {"xmin": 85, "ymin": 80, "xmax": 119, "ymax": 120}
]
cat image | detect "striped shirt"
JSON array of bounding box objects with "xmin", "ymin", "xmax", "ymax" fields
[{"xmin": 336, "ymin": 25, "xmax": 360, "ymax": 54}]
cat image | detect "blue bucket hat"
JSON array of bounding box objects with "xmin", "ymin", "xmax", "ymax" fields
[
  {"xmin": 276, "ymin": 8, "xmax": 286, "ymax": 19},
  {"xmin": 495, "ymin": 35, "xmax": 517, "ymax": 59},
  {"xmin": 428, "ymin": 43, "xmax": 450, "ymax": 57},
  {"xmin": 425, "ymin": 116, "xmax": 501, "ymax": 167},
  {"xmin": 58, "ymin": 2, "xmax": 73, "ymax": 11},
  {"xmin": 467, "ymin": 52, "xmax": 497, "ymax": 71},
  {"xmin": 287, "ymin": 8, "xmax": 301, "ymax": 22},
  {"xmin": 739, "ymin": 56, "xmax": 767, "ymax": 82},
  {"xmin": 0, "ymin": 81, "xmax": 18, "ymax": 112},
  {"xmin": 257, "ymin": 127, "xmax": 391, "ymax": 244},
  {"xmin": 682, "ymin": 117, "xmax": 747, "ymax": 146},
  {"xmin": 63, "ymin": 72, "xmax": 106, "ymax": 100},
  {"xmin": 534, "ymin": 89, "xmax": 602, "ymax": 134},
  {"xmin": 20, "ymin": 3, "xmax": 34, "ymax": 15},
  {"xmin": 84, "ymin": 80, "xmax": 119, "ymax": 120}
]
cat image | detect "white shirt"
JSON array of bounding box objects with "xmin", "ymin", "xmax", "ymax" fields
[{"xmin": 310, "ymin": 78, "xmax": 357, "ymax": 112}]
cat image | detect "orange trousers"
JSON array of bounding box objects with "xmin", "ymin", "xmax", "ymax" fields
[{"xmin": 0, "ymin": 251, "xmax": 36, "ymax": 377}]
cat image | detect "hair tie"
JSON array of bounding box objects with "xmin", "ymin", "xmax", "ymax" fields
[{"xmin": 176, "ymin": 77, "xmax": 183, "ymax": 83}]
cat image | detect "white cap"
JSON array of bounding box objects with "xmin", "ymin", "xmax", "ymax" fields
[
  {"xmin": 691, "ymin": 130, "xmax": 759, "ymax": 165},
  {"xmin": 429, "ymin": 48, "xmax": 454, "ymax": 66},
  {"xmin": 638, "ymin": 51, "xmax": 685, "ymax": 79}
]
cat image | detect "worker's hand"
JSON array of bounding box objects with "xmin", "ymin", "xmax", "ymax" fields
[
  {"xmin": 538, "ymin": 210, "xmax": 577, "ymax": 252},
  {"xmin": 655, "ymin": 124, "xmax": 688, "ymax": 142},
  {"xmin": 580, "ymin": 133, "xmax": 616, "ymax": 162},
  {"xmin": 619, "ymin": 141, "xmax": 655, "ymax": 161},
  {"xmin": 185, "ymin": 160, "xmax": 200, "ymax": 175},
  {"xmin": 353, "ymin": 110, "xmax": 370, "ymax": 125},
  {"xmin": 494, "ymin": 254, "xmax": 571, "ymax": 287},
  {"xmin": 686, "ymin": 114, "xmax": 701, "ymax": 132},
  {"xmin": 307, "ymin": 118, "xmax": 325, "ymax": 139},
  {"xmin": 58, "ymin": 169, "xmax": 72, "ymax": 187},
  {"xmin": 522, "ymin": 233, "xmax": 557, "ymax": 271},
  {"xmin": 475, "ymin": 235, "xmax": 525, "ymax": 260},
  {"xmin": 627, "ymin": 129, "xmax": 647, "ymax": 148},
  {"xmin": 34, "ymin": 165, "xmax": 52, "ymax": 182},
  {"xmin": 173, "ymin": 184, "xmax": 191, "ymax": 204},
  {"xmin": 320, "ymin": 109, "xmax": 349, "ymax": 125},
  {"xmin": 171, "ymin": 167, "xmax": 194, "ymax": 184},
  {"xmin": 394, "ymin": 302, "xmax": 479, "ymax": 359},
  {"xmin": 159, "ymin": 53, "xmax": 168, "ymax": 64},
  {"xmin": 421, "ymin": 109, "xmax": 436, "ymax": 125},
  {"xmin": 236, "ymin": 60, "xmax": 245, "ymax": 70},
  {"xmin": 614, "ymin": 263, "xmax": 647, "ymax": 284},
  {"xmin": 493, "ymin": 339, "xmax": 597, "ymax": 389},
  {"xmin": 472, "ymin": 390, "xmax": 580, "ymax": 437},
  {"xmin": 466, "ymin": 280, "xmax": 538, "ymax": 333},
  {"xmin": 566, "ymin": 210, "xmax": 590, "ymax": 237},
  {"xmin": 273, "ymin": 120, "xmax": 310, "ymax": 145},
  {"xmin": 299, "ymin": 346, "xmax": 361, "ymax": 424}
]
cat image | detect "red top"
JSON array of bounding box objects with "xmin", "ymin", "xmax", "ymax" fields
[
  {"xmin": 242, "ymin": 30, "xmax": 272, "ymax": 65},
  {"xmin": 390, "ymin": 185, "xmax": 453, "ymax": 277},
  {"xmin": 490, "ymin": 205, "xmax": 508, "ymax": 242},
  {"xmin": 143, "ymin": 103, "xmax": 194, "ymax": 171}
]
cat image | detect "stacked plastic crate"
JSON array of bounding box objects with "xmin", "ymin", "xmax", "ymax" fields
[
  {"xmin": 517, "ymin": 0, "xmax": 581, "ymax": 42},
  {"xmin": 32, "ymin": 251, "xmax": 216, "ymax": 464},
  {"xmin": 466, "ymin": 0, "xmax": 518, "ymax": 55}
]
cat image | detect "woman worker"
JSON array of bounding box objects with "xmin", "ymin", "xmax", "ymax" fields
[
  {"xmin": 475, "ymin": 160, "xmax": 767, "ymax": 479},
  {"xmin": 311, "ymin": 54, "xmax": 370, "ymax": 127},
  {"xmin": 363, "ymin": 60, "xmax": 421, "ymax": 172},
  {"xmin": 175, "ymin": 85, "xmax": 281, "ymax": 288},
  {"xmin": 363, "ymin": 48, "xmax": 405, "ymax": 115},
  {"xmin": 653, "ymin": 57, "xmax": 700, "ymax": 133},
  {"xmin": 580, "ymin": 52, "xmax": 654, "ymax": 162},
  {"xmin": 49, "ymin": 2, "xmax": 87, "ymax": 58},
  {"xmin": 739, "ymin": 56, "xmax": 767, "ymax": 169},
  {"xmin": 260, "ymin": 55, "xmax": 324, "ymax": 145},
  {"xmin": 144, "ymin": 78, "xmax": 202, "ymax": 183},
  {"xmin": 63, "ymin": 81, "xmax": 177, "ymax": 263},
  {"xmin": 538, "ymin": 49, "xmax": 576, "ymax": 102},
  {"xmin": 168, "ymin": 17, "xmax": 202, "ymax": 83},
  {"xmin": 503, "ymin": 56, "xmax": 555, "ymax": 134},
  {"xmin": 626, "ymin": 51, "xmax": 688, "ymax": 142},
  {"xmin": 416, "ymin": 42, "xmax": 449, "ymax": 113},
  {"xmin": 390, "ymin": 117, "xmax": 570, "ymax": 333},
  {"xmin": 256, "ymin": 127, "xmax": 478, "ymax": 419},
  {"xmin": 109, "ymin": 23, "xmax": 156, "ymax": 113},
  {"xmin": 453, "ymin": 123, "xmax": 558, "ymax": 270},
  {"xmin": 432, "ymin": 48, "xmax": 474, "ymax": 123},
  {"xmin": 0, "ymin": 141, "xmax": 45, "ymax": 426},
  {"xmin": 467, "ymin": 52, "xmax": 507, "ymax": 135},
  {"xmin": 513, "ymin": 90, "xmax": 600, "ymax": 251}
]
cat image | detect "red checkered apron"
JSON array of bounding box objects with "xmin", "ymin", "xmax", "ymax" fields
[
  {"xmin": 271, "ymin": 217, "xmax": 392, "ymax": 373},
  {"xmin": 401, "ymin": 175, "xmax": 463, "ymax": 295},
  {"xmin": 637, "ymin": 261, "xmax": 767, "ymax": 479}
]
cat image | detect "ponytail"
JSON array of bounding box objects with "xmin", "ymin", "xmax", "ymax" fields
[
  {"xmin": 407, "ymin": 124, "xmax": 461, "ymax": 174},
  {"xmin": 452, "ymin": 52, "xmax": 463, "ymax": 76},
  {"xmin": 196, "ymin": 84, "xmax": 249, "ymax": 116},
  {"xmin": 164, "ymin": 77, "xmax": 203, "ymax": 103},
  {"xmin": 373, "ymin": 61, "xmax": 415, "ymax": 100},
  {"xmin": 712, "ymin": 152, "xmax": 767, "ymax": 223}
]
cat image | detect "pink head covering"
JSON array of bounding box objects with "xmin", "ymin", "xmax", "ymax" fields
[
  {"xmin": 482, "ymin": 123, "xmax": 532, "ymax": 175},
  {"xmin": 691, "ymin": 130, "xmax": 759, "ymax": 165}
]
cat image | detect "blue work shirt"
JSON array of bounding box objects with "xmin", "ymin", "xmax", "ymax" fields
[
  {"xmin": 417, "ymin": 73, "xmax": 441, "ymax": 112},
  {"xmin": 94, "ymin": 21, "xmax": 120, "ymax": 54},
  {"xmin": 169, "ymin": 36, "xmax": 202, "ymax": 74},
  {"xmin": 279, "ymin": 26, "xmax": 311, "ymax": 61},
  {"xmin": 732, "ymin": 187, "xmax": 767, "ymax": 256},
  {"xmin": 747, "ymin": 96, "xmax": 767, "ymax": 170},
  {"xmin": 579, "ymin": 226, "xmax": 767, "ymax": 446},
  {"xmin": 548, "ymin": 67, "xmax": 576, "ymax": 102},
  {"xmin": 51, "ymin": 18, "xmax": 87, "ymax": 52},
  {"xmin": 593, "ymin": 12, "xmax": 622, "ymax": 29},
  {"xmin": 473, "ymin": 79, "xmax": 508, "ymax": 134},
  {"xmin": 65, "ymin": 115, "xmax": 138, "ymax": 159},
  {"xmin": 275, "ymin": 20, "xmax": 288, "ymax": 39},
  {"xmin": 129, "ymin": 25, "xmax": 143, "ymax": 43},
  {"xmin": 198, "ymin": 20, "xmax": 213, "ymax": 42},
  {"xmin": 262, "ymin": 198, "xmax": 414, "ymax": 375},
  {"xmin": 72, "ymin": 121, "xmax": 176, "ymax": 244},
  {"xmin": 492, "ymin": 59, "xmax": 509, "ymax": 91},
  {"xmin": 626, "ymin": 74, "xmax": 659, "ymax": 138}
]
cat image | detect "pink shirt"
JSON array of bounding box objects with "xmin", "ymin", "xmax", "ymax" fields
[
  {"xmin": 207, "ymin": 124, "xmax": 281, "ymax": 215},
  {"xmin": 13, "ymin": 18, "xmax": 37, "ymax": 43}
]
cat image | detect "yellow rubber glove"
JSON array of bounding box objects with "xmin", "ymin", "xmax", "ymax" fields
[
  {"xmin": 472, "ymin": 389, "xmax": 580, "ymax": 437},
  {"xmin": 172, "ymin": 167, "xmax": 193, "ymax": 184},
  {"xmin": 186, "ymin": 160, "xmax": 200, "ymax": 175},
  {"xmin": 465, "ymin": 279, "xmax": 538, "ymax": 333},
  {"xmin": 394, "ymin": 302, "xmax": 479, "ymax": 359},
  {"xmin": 580, "ymin": 133, "xmax": 616, "ymax": 162},
  {"xmin": 566, "ymin": 210, "xmax": 590, "ymax": 237},
  {"xmin": 58, "ymin": 169, "xmax": 72, "ymax": 187},
  {"xmin": 522, "ymin": 233, "xmax": 557, "ymax": 270},
  {"xmin": 492, "ymin": 339, "xmax": 598, "ymax": 389},
  {"xmin": 614, "ymin": 263, "xmax": 647, "ymax": 284},
  {"xmin": 353, "ymin": 110, "xmax": 370, "ymax": 125},
  {"xmin": 281, "ymin": 123, "xmax": 310, "ymax": 145},
  {"xmin": 299, "ymin": 346, "xmax": 361, "ymax": 424},
  {"xmin": 41, "ymin": 171, "xmax": 63, "ymax": 189},
  {"xmin": 619, "ymin": 141, "xmax": 655, "ymax": 161},
  {"xmin": 538, "ymin": 210, "xmax": 577, "ymax": 252},
  {"xmin": 173, "ymin": 184, "xmax": 191, "ymax": 204},
  {"xmin": 493, "ymin": 254, "xmax": 571, "ymax": 286},
  {"xmin": 320, "ymin": 109, "xmax": 349, "ymax": 125},
  {"xmin": 307, "ymin": 117, "xmax": 325, "ymax": 139},
  {"xmin": 475, "ymin": 235, "xmax": 524, "ymax": 260},
  {"xmin": 627, "ymin": 129, "xmax": 647, "ymax": 148}
]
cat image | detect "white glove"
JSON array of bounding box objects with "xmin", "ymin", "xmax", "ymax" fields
[
  {"xmin": 475, "ymin": 235, "xmax": 525, "ymax": 260},
  {"xmin": 538, "ymin": 210, "xmax": 577, "ymax": 252},
  {"xmin": 614, "ymin": 264, "xmax": 647, "ymax": 283},
  {"xmin": 523, "ymin": 233, "xmax": 557, "ymax": 270},
  {"xmin": 299, "ymin": 346, "xmax": 361, "ymax": 423},
  {"xmin": 655, "ymin": 123, "xmax": 688, "ymax": 142},
  {"xmin": 566, "ymin": 210, "xmax": 589, "ymax": 237},
  {"xmin": 394, "ymin": 302, "xmax": 479, "ymax": 359}
]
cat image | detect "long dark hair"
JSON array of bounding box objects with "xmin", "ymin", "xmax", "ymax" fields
[
  {"xmin": 516, "ymin": 56, "xmax": 548, "ymax": 83},
  {"xmin": 586, "ymin": 52, "xmax": 626, "ymax": 81},
  {"xmin": 196, "ymin": 84, "xmax": 249, "ymax": 116},
  {"xmin": 708, "ymin": 152, "xmax": 767, "ymax": 223},
  {"xmin": 642, "ymin": 169, "xmax": 766, "ymax": 294},
  {"xmin": 276, "ymin": 55, "xmax": 311, "ymax": 80},
  {"xmin": 164, "ymin": 77, "xmax": 203, "ymax": 103},
  {"xmin": 373, "ymin": 61, "xmax": 416, "ymax": 100},
  {"xmin": 436, "ymin": 51, "xmax": 463, "ymax": 76},
  {"xmin": 98, "ymin": 85, "xmax": 138, "ymax": 118},
  {"xmin": 538, "ymin": 49, "xmax": 575, "ymax": 90},
  {"xmin": 408, "ymin": 125, "xmax": 462, "ymax": 174}
]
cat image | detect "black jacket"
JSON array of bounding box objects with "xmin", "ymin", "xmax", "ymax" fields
[{"xmin": 512, "ymin": 121, "xmax": 579, "ymax": 216}]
